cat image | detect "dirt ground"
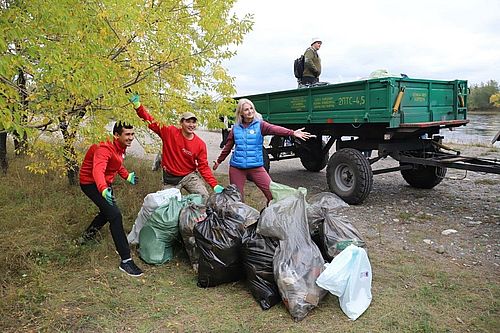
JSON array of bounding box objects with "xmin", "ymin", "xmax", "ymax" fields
[
  {"xmin": 273, "ymin": 146, "xmax": 499, "ymax": 270},
  {"xmin": 130, "ymin": 130, "xmax": 500, "ymax": 271}
]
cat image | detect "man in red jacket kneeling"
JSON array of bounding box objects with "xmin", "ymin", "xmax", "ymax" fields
[{"xmin": 129, "ymin": 94, "xmax": 223, "ymax": 201}]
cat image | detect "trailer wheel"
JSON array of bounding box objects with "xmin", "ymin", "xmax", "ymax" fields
[
  {"xmin": 263, "ymin": 148, "xmax": 270, "ymax": 172},
  {"xmin": 400, "ymin": 164, "xmax": 446, "ymax": 189},
  {"xmin": 300, "ymin": 153, "xmax": 329, "ymax": 172},
  {"xmin": 269, "ymin": 136, "xmax": 285, "ymax": 159},
  {"xmin": 299, "ymin": 138, "xmax": 329, "ymax": 172},
  {"xmin": 327, "ymin": 148, "xmax": 373, "ymax": 204}
]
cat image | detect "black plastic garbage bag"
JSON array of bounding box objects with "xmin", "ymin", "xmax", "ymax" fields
[
  {"xmin": 315, "ymin": 207, "xmax": 366, "ymax": 262},
  {"xmin": 194, "ymin": 208, "xmax": 245, "ymax": 288},
  {"xmin": 179, "ymin": 202, "xmax": 207, "ymax": 271},
  {"xmin": 258, "ymin": 192, "xmax": 327, "ymax": 322},
  {"xmin": 224, "ymin": 202, "xmax": 260, "ymax": 227},
  {"xmin": 305, "ymin": 192, "xmax": 364, "ymax": 261},
  {"xmin": 306, "ymin": 192, "xmax": 349, "ymax": 236},
  {"xmin": 206, "ymin": 184, "xmax": 242, "ymax": 215},
  {"xmin": 241, "ymin": 223, "xmax": 281, "ymax": 310}
]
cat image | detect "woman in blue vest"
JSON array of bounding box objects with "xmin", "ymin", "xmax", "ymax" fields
[{"xmin": 213, "ymin": 98, "xmax": 313, "ymax": 202}]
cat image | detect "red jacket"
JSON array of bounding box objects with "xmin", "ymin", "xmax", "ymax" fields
[
  {"xmin": 136, "ymin": 105, "xmax": 218, "ymax": 188},
  {"xmin": 79, "ymin": 139, "xmax": 130, "ymax": 193}
]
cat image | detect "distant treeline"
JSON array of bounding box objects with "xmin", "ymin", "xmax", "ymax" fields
[{"xmin": 468, "ymin": 80, "xmax": 500, "ymax": 111}]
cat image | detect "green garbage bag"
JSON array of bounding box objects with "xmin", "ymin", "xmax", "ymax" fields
[
  {"xmin": 139, "ymin": 195, "xmax": 202, "ymax": 265},
  {"xmin": 138, "ymin": 225, "xmax": 174, "ymax": 264},
  {"xmin": 269, "ymin": 181, "xmax": 307, "ymax": 204},
  {"xmin": 181, "ymin": 194, "xmax": 204, "ymax": 206}
]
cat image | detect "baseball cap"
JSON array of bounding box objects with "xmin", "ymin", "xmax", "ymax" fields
[
  {"xmin": 180, "ymin": 111, "xmax": 197, "ymax": 121},
  {"xmin": 311, "ymin": 37, "xmax": 322, "ymax": 45}
]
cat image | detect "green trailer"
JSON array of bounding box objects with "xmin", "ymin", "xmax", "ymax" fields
[{"xmin": 231, "ymin": 77, "xmax": 500, "ymax": 204}]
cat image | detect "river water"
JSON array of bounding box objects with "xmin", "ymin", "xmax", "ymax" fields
[{"xmin": 443, "ymin": 111, "xmax": 500, "ymax": 145}]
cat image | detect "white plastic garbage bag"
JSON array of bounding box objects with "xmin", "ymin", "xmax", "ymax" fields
[
  {"xmin": 127, "ymin": 188, "xmax": 181, "ymax": 244},
  {"xmin": 315, "ymin": 244, "xmax": 372, "ymax": 320}
]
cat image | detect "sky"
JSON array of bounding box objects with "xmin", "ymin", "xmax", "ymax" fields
[{"xmin": 226, "ymin": 0, "xmax": 500, "ymax": 96}]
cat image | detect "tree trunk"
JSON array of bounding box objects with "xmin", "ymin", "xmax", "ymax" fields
[
  {"xmin": 13, "ymin": 132, "xmax": 28, "ymax": 155},
  {"xmin": 60, "ymin": 121, "xmax": 79, "ymax": 186},
  {"xmin": 0, "ymin": 132, "xmax": 7, "ymax": 174},
  {"xmin": 14, "ymin": 67, "xmax": 29, "ymax": 155}
]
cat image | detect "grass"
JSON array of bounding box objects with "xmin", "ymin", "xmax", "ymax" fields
[{"xmin": 1, "ymin": 152, "xmax": 499, "ymax": 332}]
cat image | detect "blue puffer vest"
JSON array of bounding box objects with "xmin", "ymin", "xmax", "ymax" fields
[{"xmin": 230, "ymin": 120, "xmax": 263, "ymax": 169}]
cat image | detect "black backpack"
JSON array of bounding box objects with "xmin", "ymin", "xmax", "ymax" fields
[{"xmin": 293, "ymin": 55, "xmax": 305, "ymax": 79}]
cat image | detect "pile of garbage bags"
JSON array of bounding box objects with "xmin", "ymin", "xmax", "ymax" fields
[{"xmin": 127, "ymin": 182, "xmax": 372, "ymax": 321}]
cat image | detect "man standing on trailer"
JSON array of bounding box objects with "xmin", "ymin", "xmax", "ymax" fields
[{"xmin": 301, "ymin": 37, "xmax": 322, "ymax": 86}]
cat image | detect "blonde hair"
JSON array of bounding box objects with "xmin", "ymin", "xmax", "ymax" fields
[{"xmin": 235, "ymin": 98, "xmax": 262, "ymax": 125}]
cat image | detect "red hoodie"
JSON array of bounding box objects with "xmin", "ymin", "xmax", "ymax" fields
[
  {"xmin": 136, "ymin": 105, "xmax": 217, "ymax": 187},
  {"xmin": 79, "ymin": 139, "xmax": 130, "ymax": 193}
]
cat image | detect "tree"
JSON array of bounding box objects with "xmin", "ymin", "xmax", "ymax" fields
[
  {"xmin": 490, "ymin": 92, "xmax": 500, "ymax": 107},
  {"xmin": 0, "ymin": 0, "xmax": 253, "ymax": 184},
  {"xmin": 468, "ymin": 80, "xmax": 499, "ymax": 110}
]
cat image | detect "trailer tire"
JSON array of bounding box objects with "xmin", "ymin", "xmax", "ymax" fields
[
  {"xmin": 300, "ymin": 153, "xmax": 329, "ymax": 172},
  {"xmin": 327, "ymin": 148, "xmax": 373, "ymax": 204},
  {"xmin": 269, "ymin": 136, "xmax": 285, "ymax": 159},
  {"xmin": 299, "ymin": 138, "xmax": 329, "ymax": 172},
  {"xmin": 263, "ymin": 148, "xmax": 270, "ymax": 172},
  {"xmin": 400, "ymin": 164, "xmax": 446, "ymax": 189}
]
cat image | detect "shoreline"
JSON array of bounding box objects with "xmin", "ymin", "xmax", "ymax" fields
[{"xmin": 468, "ymin": 109, "xmax": 500, "ymax": 114}]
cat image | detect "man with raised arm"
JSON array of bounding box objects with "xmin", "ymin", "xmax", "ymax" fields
[{"xmin": 130, "ymin": 94, "xmax": 223, "ymax": 201}]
